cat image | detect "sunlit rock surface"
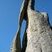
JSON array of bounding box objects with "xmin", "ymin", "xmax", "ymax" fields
[
  {"xmin": 25, "ymin": 8, "xmax": 52, "ymax": 52},
  {"xmin": 11, "ymin": 0, "xmax": 52, "ymax": 52}
]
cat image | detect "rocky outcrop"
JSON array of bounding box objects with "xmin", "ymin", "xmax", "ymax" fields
[
  {"xmin": 26, "ymin": 10, "xmax": 52, "ymax": 52},
  {"xmin": 25, "ymin": 0, "xmax": 52, "ymax": 52},
  {"xmin": 11, "ymin": 0, "xmax": 52, "ymax": 52},
  {"xmin": 10, "ymin": 0, "xmax": 28, "ymax": 52}
]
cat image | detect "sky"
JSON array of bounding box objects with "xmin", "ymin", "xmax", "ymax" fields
[{"xmin": 0, "ymin": 0, "xmax": 52, "ymax": 52}]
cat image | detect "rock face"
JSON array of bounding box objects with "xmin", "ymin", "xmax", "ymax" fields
[
  {"xmin": 11, "ymin": 0, "xmax": 52, "ymax": 52},
  {"xmin": 25, "ymin": 0, "xmax": 52, "ymax": 52},
  {"xmin": 10, "ymin": 0, "xmax": 28, "ymax": 52},
  {"xmin": 25, "ymin": 8, "xmax": 52, "ymax": 52}
]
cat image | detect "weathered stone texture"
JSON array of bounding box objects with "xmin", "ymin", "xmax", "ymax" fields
[
  {"xmin": 25, "ymin": 9, "xmax": 52, "ymax": 52},
  {"xmin": 11, "ymin": 0, "xmax": 52, "ymax": 52}
]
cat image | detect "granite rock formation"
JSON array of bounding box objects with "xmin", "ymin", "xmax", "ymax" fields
[{"xmin": 11, "ymin": 0, "xmax": 52, "ymax": 52}]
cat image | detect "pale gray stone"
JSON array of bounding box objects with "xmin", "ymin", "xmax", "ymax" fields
[
  {"xmin": 25, "ymin": 0, "xmax": 52, "ymax": 52},
  {"xmin": 11, "ymin": 0, "xmax": 52, "ymax": 52},
  {"xmin": 26, "ymin": 9, "xmax": 52, "ymax": 52}
]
